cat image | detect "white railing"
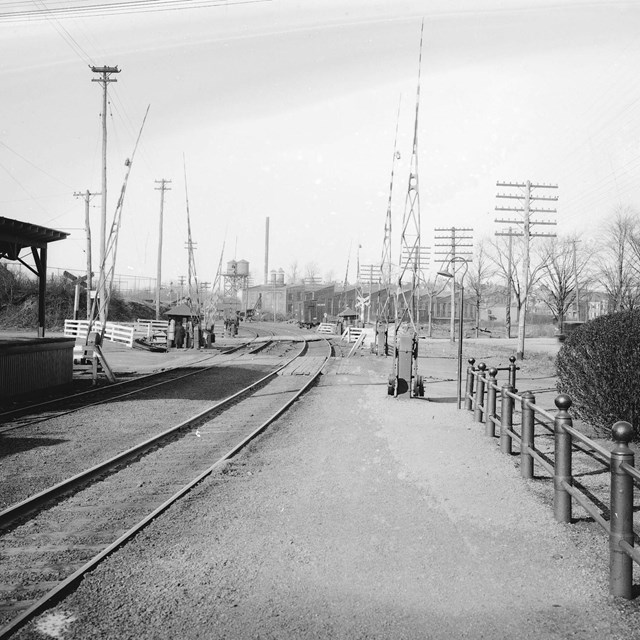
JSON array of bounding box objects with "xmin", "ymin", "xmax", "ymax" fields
[
  {"xmin": 341, "ymin": 327, "xmax": 364, "ymax": 343},
  {"xmin": 64, "ymin": 319, "xmax": 135, "ymax": 348},
  {"xmin": 317, "ymin": 323, "xmax": 337, "ymax": 335},
  {"xmin": 135, "ymin": 319, "xmax": 169, "ymax": 336}
]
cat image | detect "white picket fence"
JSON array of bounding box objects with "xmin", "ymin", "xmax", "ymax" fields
[
  {"xmin": 341, "ymin": 327, "xmax": 364, "ymax": 343},
  {"xmin": 134, "ymin": 319, "xmax": 169, "ymax": 348},
  {"xmin": 316, "ymin": 322, "xmax": 338, "ymax": 335},
  {"xmin": 64, "ymin": 319, "xmax": 135, "ymax": 348},
  {"xmin": 135, "ymin": 319, "xmax": 170, "ymax": 336}
]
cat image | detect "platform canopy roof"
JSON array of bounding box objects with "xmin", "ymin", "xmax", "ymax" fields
[
  {"xmin": 165, "ymin": 303, "xmax": 199, "ymax": 318},
  {"xmin": 0, "ymin": 216, "xmax": 69, "ymax": 337},
  {"xmin": 0, "ymin": 216, "xmax": 68, "ymax": 261},
  {"xmin": 338, "ymin": 307, "xmax": 357, "ymax": 317}
]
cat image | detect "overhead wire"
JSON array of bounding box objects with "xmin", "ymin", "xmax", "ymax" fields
[
  {"xmin": 0, "ymin": 141, "xmax": 74, "ymax": 189},
  {"xmin": 0, "ymin": 0, "xmax": 271, "ymax": 22},
  {"xmin": 30, "ymin": 0, "xmax": 95, "ymax": 65}
]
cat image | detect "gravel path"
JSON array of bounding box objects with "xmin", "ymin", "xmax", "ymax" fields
[{"xmin": 10, "ymin": 352, "xmax": 640, "ymax": 640}]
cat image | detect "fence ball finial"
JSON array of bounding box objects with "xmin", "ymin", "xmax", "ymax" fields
[
  {"xmin": 509, "ymin": 355, "xmax": 516, "ymax": 364},
  {"xmin": 612, "ymin": 421, "xmax": 634, "ymax": 444},
  {"xmin": 488, "ymin": 367, "xmax": 498, "ymax": 378},
  {"xmin": 468, "ymin": 358, "xmax": 476, "ymax": 366},
  {"xmin": 555, "ymin": 394, "xmax": 572, "ymax": 412},
  {"xmin": 478, "ymin": 362, "xmax": 487, "ymax": 372}
]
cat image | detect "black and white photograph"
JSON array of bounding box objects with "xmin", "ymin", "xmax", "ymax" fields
[{"xmin": 1, "ymin": 1, "xmax": 640, "ymax": 638}]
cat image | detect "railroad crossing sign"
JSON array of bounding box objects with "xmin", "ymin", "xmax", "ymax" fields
[{"xmin": 64, "ymin": 271, "xmax": 91, "ymax": 288}]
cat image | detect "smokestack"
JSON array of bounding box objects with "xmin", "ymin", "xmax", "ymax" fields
[{"xmin": 264, "ymin": 216, "xmax": 270, "ymax": 285}]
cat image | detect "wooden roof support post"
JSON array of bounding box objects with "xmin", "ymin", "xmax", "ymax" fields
[{"xmin": 31, "ymin": 245, "xmax": 47, "ymax": 337}]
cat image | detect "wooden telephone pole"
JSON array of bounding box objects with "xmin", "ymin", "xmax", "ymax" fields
[
  {"xmin": 154, "ymin": 179, "xmax": 172, "ymax": 320},
  {"xmin": 495, "ymin": 180, "xmax": 558, "ymax": 359},
  {"xmin": 73, "ymin": 189, "xmax": 100, "ymax": 318},
  {"xmin": 91, "ymin": 65, "xmax": 120, "ymax": 324},
  {"xmin": 434, "ymin": 227, "xmax": 473, "ymax": 342}
]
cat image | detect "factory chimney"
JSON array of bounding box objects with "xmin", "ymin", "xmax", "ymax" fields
[{"xmin": 264, "ymin": 217, "xmax": 270, "ymax": 285}]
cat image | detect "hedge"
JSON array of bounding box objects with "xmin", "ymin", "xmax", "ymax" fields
[{"xmin": 556, "ymin": 309, "xmax": 640, "ymax": 439}]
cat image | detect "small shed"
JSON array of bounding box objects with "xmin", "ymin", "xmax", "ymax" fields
[
  {"xmin": 165, "ymin": 304, "xmax": 200, "ymax": 320},
  {"xmin": 0, "ymin": 216, "xmax": 74, "ymax": 397},
  {"xmin": 0, "ymin": 216, "xmax": 69, "ymax": 337},
  {"xmin": 338, "ymin": 307, "xmax": 358, "ymax": 327}
]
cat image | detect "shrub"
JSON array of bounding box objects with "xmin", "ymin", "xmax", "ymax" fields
[{"xmin": 556, "ymin": 310, "xmax": 640, "ymax": 439}]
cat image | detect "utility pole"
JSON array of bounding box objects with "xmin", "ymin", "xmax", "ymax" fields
[
  {"xmin": 154, "ymin": 179, "xmax": 171, "ymax": 320},
  {"xmin": 91, "ymin": 64, "xmax": 120, "ymax": 324},
  {"xmin": 495, "ymin": 180, "xmax": 558, "ymax": 359},
  {"xmin": 74, "ymin": 189, "xmax": 100, "ymax": 318},
  {"xmin": 572, "ymin": 238, "xmax": 581, "ymax": 321},
  {"xmin": 434, "ymin": 227, "xmax": 473, "ymax": 342},
  {"xmin": 264, "ymin": 217, "xmax": 270, "ymax": 286}
]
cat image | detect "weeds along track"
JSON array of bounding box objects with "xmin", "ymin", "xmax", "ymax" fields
[{"xmin": 0, "ymin": 338, "xmax": 331, "ymax": 638}]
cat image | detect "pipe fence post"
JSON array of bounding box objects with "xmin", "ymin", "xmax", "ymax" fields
[
  {"xmin": 553, "ymin": 394, "xmax": 573, "ymax": 524},
  {"xmin": 520, "ymin": 391, "xmax": 535, "ymax": 479},
  {"xmin": 474, "ymin": 363, "xmax": 487, "ymax": 423},
  {"xmin": 485, "ymin": 368, "xmax": 498, "ymax": 437},
  {"xmin": 500, "ymin": 384, "xmax": 514, "ymax": 454},
  {"xmin": 508, "ymin": 355, "xmax": 517, "ymax": 390},
  {"xmin": 610, "ymin": 421, "xmax": 635, "ymax": 599},
  {"xmin": 464, "ymin": 358, "xmax": 476, "ymax": 411}
]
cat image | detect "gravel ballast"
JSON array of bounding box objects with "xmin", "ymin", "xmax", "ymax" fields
[{"xmin": 12, "ymin": 353, "xmax": 640, "ymax": 639}]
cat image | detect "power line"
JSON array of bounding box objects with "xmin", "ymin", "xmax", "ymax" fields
[
  {"xmin": 495, "ymin": 180, "xmax": 558, "ymax": 359},
  {"xmin": 0, "ymin": 0, "xmax": 271, "ymax": 22}
]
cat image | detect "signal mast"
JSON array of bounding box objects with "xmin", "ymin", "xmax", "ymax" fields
[
  {"xmin": 388, "ymin": 22, "xmax": 425, "ymax": 398},
  {"xmin": 375, "ymin": 97, "xmax": 402, "ymax": 357}
]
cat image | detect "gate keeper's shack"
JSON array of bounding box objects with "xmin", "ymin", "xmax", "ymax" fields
[{"xmin": 0, "ymin": 217, "xmax": 75, "ymax": 397}]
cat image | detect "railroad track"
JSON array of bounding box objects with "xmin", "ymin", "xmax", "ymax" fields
[
  {"xmin": 0, "ymin": 336, "xmax": 296, "ymax": 512},
  {"xmin": 0, "ymin": 337, "xmax": 331, "ymax": 638},
  {"xmin": 0, "ymin": 330, "xmax": 278, "ymax": 435}
]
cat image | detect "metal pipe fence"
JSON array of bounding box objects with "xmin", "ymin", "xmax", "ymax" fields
[{"xmin": 464, "ymin": 360, "xmax": 639, "ymax": 599}]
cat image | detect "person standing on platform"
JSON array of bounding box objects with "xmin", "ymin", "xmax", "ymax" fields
[
  {"xmin": 168, "ymin": 319, "xmax": 175, "ymax": 348},
  {"xmin": 186, "ymin": 319, "xmax": 193, "ymax": 350},
  {"xmin": 174, "ymin": 321, "xmax": 184, "ymax": 349}
]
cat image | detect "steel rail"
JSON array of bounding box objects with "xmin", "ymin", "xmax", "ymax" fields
[
  {"xmin": 0, "ymin": 339, "xmax": 331, "ymax": 640},
  {"xmin": 619, "ymin": 540, "xmax": 640, "ymax": 565},
  {"xmin": 0, "ymin": 335, "xmax": 277, "ymax": 435},
  {"xmin": 526, "ymin": 446, "xmax": 554, "ymax": 476},
  {"xmin": 0, "ymin": 337, "xmax": 295, "ymax": 529},
  {"xmin": 559, "ymin": 479, "xmax": 611, "ymax": 532},
  {"xmin": 0, "ymin": 322, "xmax": 273, "ymax": 423},
  {"xmin": 621, "ymin": 461, "xmax": 640, "ymax": 483}
]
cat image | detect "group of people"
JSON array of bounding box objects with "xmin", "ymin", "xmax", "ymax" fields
[
  {"xmin": 223, "ymin": 317, "xmax": 238, "ymax": 337},
  {"xmin": 168, "ymin": 318, "xmax": 215, "ymax": 349}
]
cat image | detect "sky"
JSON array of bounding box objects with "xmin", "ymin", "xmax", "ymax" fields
[{"xmin": 2, "ymin": 0, "xmax": 640, "ymax": 292}]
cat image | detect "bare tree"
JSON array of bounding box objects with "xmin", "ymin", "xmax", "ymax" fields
[
  {"xmin": 488, "ymin": 235, "xmax": 545, "ymax": 352},
  {"xmin": 596, "ymin": 207, "xmax": 640, "ymax": 312},
  {"xmin": 538, "ymin": 235, "xmax": 591, "ymax": 334},
  {"xmin": 287, "ymin": 260, "xmax": 302, "ymax": 285},
  {"xmin": 419, "ymin": 275, "xmax": 447, "ymax": 338},
  {"xmin": 323, "ymin": 269, "xmax": 336, "ymax": 284},
  {"xmin": 488, "ymin": 236, "xmax": 517, "ymax": 338},
  {"xmin": 304, "ymin": 261, "xmax": 321, "ymax": 283},
  {"xmin": 466, "ymin": 240, "xmax": 496, "ymax": 338}
]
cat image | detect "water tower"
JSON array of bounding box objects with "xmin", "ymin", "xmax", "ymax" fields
[{"xmin": 223, "ymin": 259, "xmax": 249, "ymax": 317}]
